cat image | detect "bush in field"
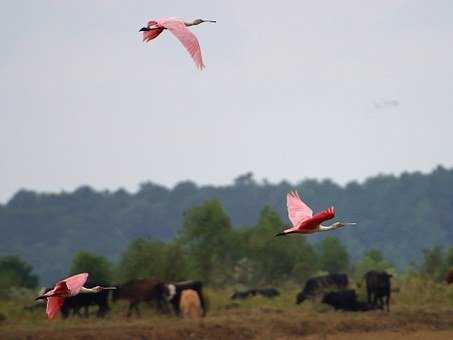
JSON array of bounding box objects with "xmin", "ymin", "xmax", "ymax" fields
[
  {"xmin": 70, "ymin": 251, "xmax": 113, "ymax": 284},
  {"xmin": 316, "ymin": 237, "xmax": 349, "ymax": 273},
  {"xmin": 176, "ymin": 200, "xmax": 236, "ymax": 285},
  {"xmin": 397, "ymin": 274, "xmax": 453, "ymax": 307},
  {"xmin": 353, "ymin": 249, "xmax": 395, "ymax": 280},
  {"xmin": 246, "ymin": 206, "xmax": 317, "ymax": 284},
  {"xmin": 0, "ymin": 256, "xmax": 38, "ymax": 295},
  {"xmin": 419, "ymin": 246, "xmax": 453, "ymax": 282},
  {"xmin": 117, "ymin": 239, "xmax": 188, "ymax": 282}
]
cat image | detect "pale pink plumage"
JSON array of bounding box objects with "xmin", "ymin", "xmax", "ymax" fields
[
  {"xmin": 287, "ymin": 191, "xmax": 313, "ymax": 227},
  {"xmin": 142, "ymin": 18, "xmax": 205, "ymax": 70},
  {"xmin": 276, "ymin": 191, "xmax": 336, "ymax": 236},
  {"xmin": 41, "ymin": 273, "xmax": 88, "ymax": 319}
]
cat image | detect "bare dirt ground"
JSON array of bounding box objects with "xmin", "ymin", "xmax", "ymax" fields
[{"xmin": 1, "ymin": 306, "xmax": 453, "ymax": 340}]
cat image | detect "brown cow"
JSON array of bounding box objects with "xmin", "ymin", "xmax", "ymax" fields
[
  {"xmin": 445, "ymin": 269, "xmax": 453, "ymax": 285},
  {"xmin": 180, "ymin": 289, "xmax": 203, "ymax": 319},
  {"xmin": 112, "ymin": 278, "xmax": 168, "ymax": 317}
]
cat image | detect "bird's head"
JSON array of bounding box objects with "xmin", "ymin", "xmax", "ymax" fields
[
  {"xmin": 331, "ymin": 222, "xmax": 356, "ymax": 229},
  {"xmin": 196, "ymin": 19, "xmax": 216, "ymax": 24},
  {"xmin": 91, "ymin": 286, "xmax": 103, "ymax": 293}
]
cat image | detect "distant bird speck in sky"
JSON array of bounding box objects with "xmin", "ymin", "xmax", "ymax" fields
[{"xmin": 373, "ymin": 99, "xmax": 400, "ymax": 110}]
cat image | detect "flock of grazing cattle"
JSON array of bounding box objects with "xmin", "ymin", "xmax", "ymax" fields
[{"xmin": 25, "ymin": 270, "xmax": 402, "ymax": 320}]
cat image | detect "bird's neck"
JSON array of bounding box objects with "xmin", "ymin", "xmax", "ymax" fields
[
  {"xmin": 79, "ymin": 286, "xmax": 98, "ymax": 294},
  {"xmin": 318, "ymin": 224, "xmax": 333, "ymax": 231},
  {"xmin": 184, "ymin": 20, "xmax": 201, "ymax": 27}
]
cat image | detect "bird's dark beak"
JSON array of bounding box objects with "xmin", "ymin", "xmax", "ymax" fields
[
  {"xmin": 139, "ymin": 27, "xmax": 150, "ymax": 32},
  {"xmin": 203, "ymin": 20, "xmax": 216, "ymax": 23},
  {"xmin": 35, "ymin": 295, "xmax": 46, "ymax": 301},
  {"xmin": 274, "ymin": 232, "xmax": 285, "ymax": 237}
]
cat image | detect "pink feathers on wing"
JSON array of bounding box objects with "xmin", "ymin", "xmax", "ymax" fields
[
  {"xmin": 143, "ymin": 18, "xmax": 205, "ymax": 70},
  {"xmin": 286, "ymin": 191, "xmax": 313, "ymax": 227},
  {"xmin": 43, "ymin": 273, "xmax": 89, "ymax": 319},
  {"xmin": 63, "ymin": 273, "xmax": 89, "ymax": 295},
  {"xmin": 46, "ymin": 297, "xmax": 64, "ymax": 320},
  {"xmin": 159, "ymin": 19, "xmax": 205, "ymax": 70}
]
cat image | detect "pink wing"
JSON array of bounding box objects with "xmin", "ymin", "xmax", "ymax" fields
[
  {"xmin": 159, "ymin": 19, "xmax": 205, "ymax": 70},
  {"xmin": 287, "ymin": 191, "xmax": 313, "ymax": 227},
  {"xmin": 46, "ymin": 296, "xmax": 64, "ymax": 319},
  {"xmin": 62, "ymin": 273, "xmax": 89, "ymax": 296}
]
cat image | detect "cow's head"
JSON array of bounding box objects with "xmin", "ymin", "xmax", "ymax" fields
[
  {"xmin": 296, "ymin": 292, "xmax": 307, "ymax": 305},
  {"xmin": 164, "ymin": 284, "xmax": 177, "ymax": 302}
]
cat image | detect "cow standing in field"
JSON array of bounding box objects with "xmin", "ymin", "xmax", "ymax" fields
[
  {"xmin": 180, "ymin": 289, "xmax": 203, "ymax": 319},
  {"xmin": 362, "ymin": 270, "xmax": 392, "ymax": 311},
  {"xmin": 445, "ymin": 269, "xmax": 453, "ymax": 285},
  {"xmin": 296, "ymin": 273, "xmax": 349, "ymax": 304},
  {"xmin": 60, "ymin": 284, "xmax": 111, "ymax": 318},
  {"xmin": 34, "ymin": 283, "xmax": 111, "ymax": 318},
  {"xmin": 165, "ymin": 280, "xmax": 206, "ymax": 317},
  {"xmin": 112, "ymin": 278, "xmax": 169, "ymax": 317}
]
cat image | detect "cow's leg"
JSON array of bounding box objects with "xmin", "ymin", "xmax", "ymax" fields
[
  {"xmin": 134, "ymin": 302, "xmax": 141, "ymax": 317},
  {"xmin": 83, "ymin": 305, "xmax": 89, "ymax": 318},
  {"xmin": 367, "ymin": 287, "xmax": 372, "ymax": 304},
  {"xmin": 386, "ymin": 292, "xmax": 391, "ymax": 312},
  {"xmin": 127, "ymin": 302, "xmax": 136, "ymax": 318},
  {"xmin": 73, "ymin": 306, "xmax": 83, "ymax": 318},
  {"xmin": 198, "ymin": 292, "xmax": 207, "ymax": 316},
  {"xmin": 171, "ymin": 299, "xmax": 180, "ymax": 316}
]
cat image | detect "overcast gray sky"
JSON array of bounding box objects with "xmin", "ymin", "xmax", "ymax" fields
[{"xmin": 1, "ymin": 0, "xmax": 452, "ymax": 203}]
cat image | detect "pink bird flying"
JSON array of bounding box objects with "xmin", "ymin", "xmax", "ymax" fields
[
  {"xmin": 275, "ymin": 191, "xmax": 356, "ymax": 236},
  {"xmin": 139, "ymin": 18, "xmax": 216, "ymax": 70},
  {"xmin": 35, "ymin": 273, "xmax": 116, "ymax": 319}
]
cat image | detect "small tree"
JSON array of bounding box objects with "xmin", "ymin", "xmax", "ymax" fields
[
  {"xmin": 248, "ymin": 206, "xmax": 318, "ymax": 284},
  {"xmin": 117, "ymin": 239, "xmax": 189, "ymax": 282},
  {"xmin": 419, "ymin": 246, "xmax": 447, "ymax": 282},
  {"xmin": 354, "ymin": 249, "xmax": 395, "ymax": 280},
  {"xmin": 70, "ymin": 251, "xmax": 113, "ymax": 284},
  {"xmin": 177, "ymin": 200, "xmax": 234, "ymax": 285},
  {"xmin": 317, "ymin": 237, "xmax": 349, "ymax": 273},
  {"xmin": 0, "ymin": 256, "xmax": 39, "ymax": 293}
]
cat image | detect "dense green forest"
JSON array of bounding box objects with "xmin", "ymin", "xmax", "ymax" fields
[{"xmin": 1, "ymin": 166, "xmax": 452, "ymax": 284}]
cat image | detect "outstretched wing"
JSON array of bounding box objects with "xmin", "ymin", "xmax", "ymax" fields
[
  {"xmin": 63, "ymin": 273, "xmax": 89, "ymax": 296},
  {"xmin": 286, "ymin": 191, "xmax": 313, "ymax": 227},
  {"xmin": 46, "ymin": 296, "xmax": 64, "ymax": 319},
  {"xmin": 160, "ymin": 19, "xmax": 205, "ymax": 69}
]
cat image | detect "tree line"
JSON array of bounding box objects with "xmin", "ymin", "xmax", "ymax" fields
[
  {"xmin": 1, "ymin": 199, "xmax": 452, "ymax": 295},
  {"xmin": 1, "ymin": 166, "xmax": 453, "ymax": 283}
]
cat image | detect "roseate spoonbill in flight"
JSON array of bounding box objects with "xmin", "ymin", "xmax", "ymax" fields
[
  {"xmin": 35, "ymin": 273, "xmax": 116, "ymax": 319},
  {"xmin": 275, "ymin": 191, "xmax": 356, "ymax": 237},
  {"xmin": 139, "ymin": 18, "xmax": 216, "ymax": 70}
]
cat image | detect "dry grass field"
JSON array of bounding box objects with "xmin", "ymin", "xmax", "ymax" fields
[{"xmin": 1, "ymin": 278, "xmax": 453, "ymax": 339}]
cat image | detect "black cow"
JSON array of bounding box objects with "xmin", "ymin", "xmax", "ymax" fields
[
  {"xmin": 166, "ymin": 280, "xmax": 206, "ymax": 316},
  {"xmin": 362, "ymin": 270, "xmax": 392, "ymax": 311},
  {"xmin": 37, "ymin": 282, "xmax": 111, "ymax": 318},
  {"xmin": 255, "ymin": 288, "xmax": 280, "ymax": 298},
  {"xmin": 322, "ymin": 289, "xmax": 376, "ymax": 312},
  {"xmin": 296, "ymin": 273, "xmax": 349, "ymax": 304},
  {"xmin": 60, "ymin": 284, "xmax": 111, "ymax": 318},
  {"xmin": 231, "ymin": 289, "xmax": 256, "ymax": 300}
]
